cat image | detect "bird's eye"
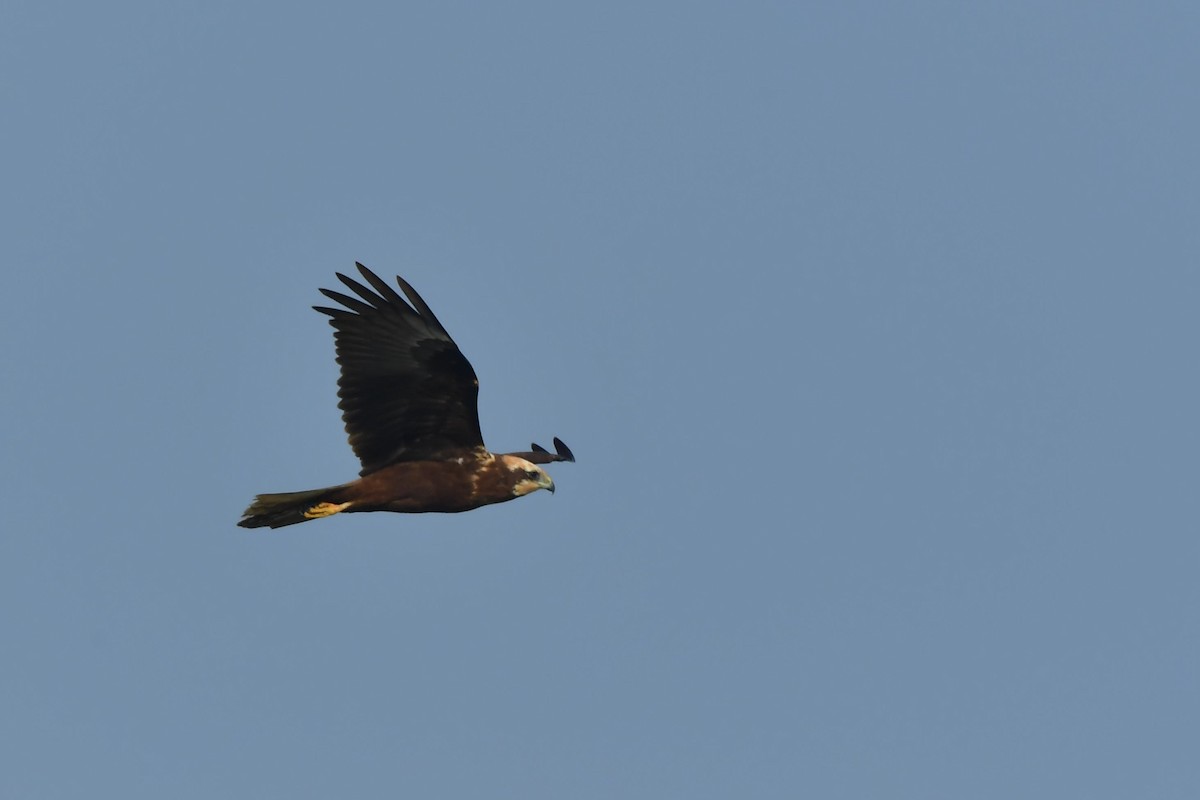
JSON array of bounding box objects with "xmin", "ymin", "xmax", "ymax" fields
[{"xmin": 526, "ymin": 470, "xmax": 540, "ymax": 479}]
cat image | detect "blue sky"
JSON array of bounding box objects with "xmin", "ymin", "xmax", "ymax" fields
[{"xmin": 3, "ymin": 2, "xmax": 1198, "ymax": 797}]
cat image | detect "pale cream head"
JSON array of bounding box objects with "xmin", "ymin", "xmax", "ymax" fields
[{"xmin": 499, "ymin": 455, "xmax": 556, "ymax": 497}]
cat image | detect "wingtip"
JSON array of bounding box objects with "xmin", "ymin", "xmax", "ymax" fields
[
  {"xmin": 527, "ymin": 439, "xmax": 575, "ymax": 463},
  {"xmin": 355, "ymin": 262, "xmax": 380, "ymax": 283},
  {"xmin": 553, "ymin": 437, "xmax": 576, "ymax": 462}
]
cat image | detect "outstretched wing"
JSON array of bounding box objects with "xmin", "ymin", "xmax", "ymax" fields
[{"xmin": 314, "ymin": 263, "xmax": 484, "ymax": 474}]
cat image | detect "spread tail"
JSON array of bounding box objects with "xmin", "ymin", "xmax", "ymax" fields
[{"xmin": 238, "ymin": 486, "xmax": 351, "ymax": 529}]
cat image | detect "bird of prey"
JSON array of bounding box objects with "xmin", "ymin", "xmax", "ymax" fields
[{"xmin": 238, "ymin": 263, "xmax": 574, "ymax": 529}]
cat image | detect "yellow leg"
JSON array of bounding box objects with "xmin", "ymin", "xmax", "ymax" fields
[{"xmin": 303, "ymin": 501, "xmax": 352, "ymax": 519}]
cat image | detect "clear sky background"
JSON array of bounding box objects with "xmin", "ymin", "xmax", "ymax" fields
[{"xmin": 3, "ymin": 2, "xmax": 1197, "ymax": 798}]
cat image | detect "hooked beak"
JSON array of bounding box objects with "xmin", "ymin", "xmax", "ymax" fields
[{"xmin": 540, "ymin": 474, "xmax": 556, "ymax": 494}]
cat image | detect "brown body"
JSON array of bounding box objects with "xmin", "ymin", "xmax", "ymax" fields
[
  {"xmin": 352, "ymin": 460, "xmax": 493, "ymax": 513},
  {"xmin": 238, "ymin": 264, "xmax": 573, "ymax": 530}
]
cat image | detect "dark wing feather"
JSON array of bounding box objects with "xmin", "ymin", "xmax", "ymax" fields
[
  {"xmin": 506, "ymin": 437, "xmax": 576, "ymax": 464},
  {"xmin": 314, "ymin": 263, "xmax": 484, "ymax": 474}
]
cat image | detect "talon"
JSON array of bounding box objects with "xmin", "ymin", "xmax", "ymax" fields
[{"xmin": 303, "ymin": 501, "xmax": 351, "ymax": 519}]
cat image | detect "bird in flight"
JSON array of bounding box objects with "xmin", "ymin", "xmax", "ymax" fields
[{"xmin": 239, "ymin": 263, "xmax": 574, "ymax": 529}]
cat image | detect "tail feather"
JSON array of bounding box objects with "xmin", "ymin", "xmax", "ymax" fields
[{"xmin": 238, "ymin": 486, "xmax": 348, "ymax": 529}]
